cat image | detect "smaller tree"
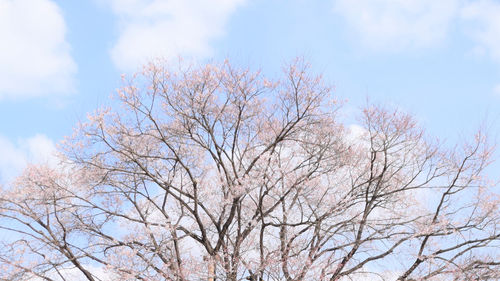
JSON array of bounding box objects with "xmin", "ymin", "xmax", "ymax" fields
[{"xmin": 0, "ymin": 59, "xmax": 499, "ymax": 281}]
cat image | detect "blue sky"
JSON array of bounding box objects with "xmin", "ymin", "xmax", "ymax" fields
[{"xmin": 1, "ymin": 0, "xmax": 500, "ymax": 181}]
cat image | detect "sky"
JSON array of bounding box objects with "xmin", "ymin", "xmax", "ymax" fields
[{"xmin": 1, "ymin": 0, "xmax": 500, "ymax": 182}]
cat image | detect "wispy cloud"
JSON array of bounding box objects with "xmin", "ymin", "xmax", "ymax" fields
[
  {"xmin": 333, "ymin": 0, "xmax": 460, "ymax": 51},
  {"xmin": 0, "ymin": 0, "xmax": 76, "ymax": 100},
  {"xmin": 0, "ymin": 134, "xmax": 57, "ymax": 183},
  {"xmin": 493, "ymin": 84, "xmax": 500, "ymax": 98},
  {"xmin": 107, "ymin": 0, "xmax": 246, "ymax": 71},
  {"xmin": 461, "ymin": 0, "xmax": 500, "ymax": 61}
]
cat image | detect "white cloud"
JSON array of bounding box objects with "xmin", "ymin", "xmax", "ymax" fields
[
  {"xmin": 30, "ymin": 265, "xmax": 114, "ymax": 281},
  {"xmin": 461, "ymin": 0, "xmax": 500, "ymax": 61},
  {"xmin": 339, "ymin": 270, "xmax": 401, "ymax": 281},
  {"xmin": 347, "ymin": 124, "xmax": 367, "ymax": 140},
  {"xmin": 107, "ymin": 0, "xmax": 246, "ymax": 71},
  {"xmin": 0, "ymin": 0, "xmax": 76, "ymax": 100},
  {"xmin": 494, "ymin": 84, "xmax": 500, "ymax": 97},
  {"xmin": 0, "ymin": 134, "xmax": 56, "ymax": 183},
  {"xmin": 333, "ymin": 0, "xmax": 460, "ymax": 51}
]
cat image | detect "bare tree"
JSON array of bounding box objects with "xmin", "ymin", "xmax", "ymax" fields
[{"xmin": 0, "ymin": 59, "xmax": 498, "ymax": 281}]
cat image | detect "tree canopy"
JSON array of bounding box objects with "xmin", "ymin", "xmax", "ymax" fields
[{"xmin": 0, "ymin": 59, "xmax": 499, "ymax": 281}]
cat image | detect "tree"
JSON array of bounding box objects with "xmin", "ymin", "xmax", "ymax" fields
[{"xmin": 0, "ymin": 59, "xmax": 499, "ymax": 281}]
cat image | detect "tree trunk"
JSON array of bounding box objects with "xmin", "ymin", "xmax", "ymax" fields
[{"xmin": 207, "ymin": 256, "xmax": 216, "ymax": 281}]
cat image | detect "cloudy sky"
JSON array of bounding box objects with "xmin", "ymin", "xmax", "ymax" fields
[{"xmin": 1, "ymin": 0, "xmax": 500, "ymax": 181}]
